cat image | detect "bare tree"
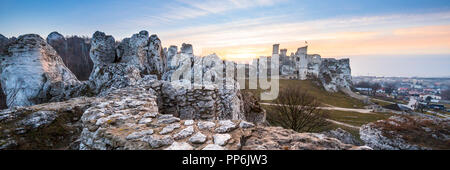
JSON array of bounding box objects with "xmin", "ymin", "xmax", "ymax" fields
[
  {"xmin": 441, "ymin": 88, "xmax": 450, "ymax": 100},
  {"xmin": 0, "ymin": 82, "xmax": 6, "ymax": 109},
  {"xmin": 384, "ymin": 83, "xmax": 397, "ymax": 95},
  {"xmin": 267, "ymin": 87, "xmax": 330, "ymax": 132},
  {"xmin": 370, "ymin": 83, "xmax": 381, "ymax": 96}
]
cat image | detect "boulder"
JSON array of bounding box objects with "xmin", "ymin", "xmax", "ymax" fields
[
  {"xmin": 323, "ymin": 128, "xmax": 362, "ymax": 146},
  {"xmin": 0, "ymin": 96, "xmax": 100, "ymax": 149},
  {"xmin": 360, "ymin": 116, "xmax": 449, "ymax": 150},
  {"xmin": 89, "ymin": 31, "xmax": 116, "ymax": 67},
  {"xmin": 319, "ymin": 58, "xmax": 352, "ymax": 92},
  {"xmin": 1, "ymin": 83, "xmax": 368, "ymax": 150},
  {"xmin": 0, "ymin": 34, "xmax": 80, "ymax": 107}
]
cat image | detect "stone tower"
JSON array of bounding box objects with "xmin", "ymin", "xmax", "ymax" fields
[{"xmin": 272, "ymin": 44, "xmax": 279, "ymax": 55}]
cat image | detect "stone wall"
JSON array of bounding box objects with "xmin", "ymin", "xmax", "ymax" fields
[
  {"xmin": 0, "ymin": 81, "xmax": 367, "ymax": 150},
  {"xmin": 137, "ymin": 77, "xmax": 246, "ymax": 121},
  {"xmin": 76, "ymin": 85, "xmax": 367, "ymax": 150}
]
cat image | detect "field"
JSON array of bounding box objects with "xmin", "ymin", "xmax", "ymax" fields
[
  {"xmin": 370, "ymin": 99, "xmax": 392, "ymax": 107},
  {"xmin": 243, "ymin": 79, "xmax": 396, "ymax": 143},
  {"xmin": 325, "ymin": 110, "xmax": 394, "ymax": 126},
  {"xmin": 241, "ymin": 79, "xmax": 367, "ymax": 108}
]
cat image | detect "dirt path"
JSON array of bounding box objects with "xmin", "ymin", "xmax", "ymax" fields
[
  {"xmin": 260, "ymin": 103, "xmax": 374, "ymax": 114},
  {"xmin": 260, "ymin": 103, "xmax": 363, "ymax": 129},
  {"xmin": 325, "ymin": 119, "xmax": 361, "ymax": 129}
]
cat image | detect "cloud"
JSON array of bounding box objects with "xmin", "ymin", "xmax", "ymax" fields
[
  {"xmin": 156, "ymin": 11, "xmax": 450, "ymax": 59},
  {"xmin": 158, "ymin": 0, "xmax": 287, "ymax": 21}
]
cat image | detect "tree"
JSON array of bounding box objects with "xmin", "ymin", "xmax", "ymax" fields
[
  {"xmin": 441, "ymin": 89, "xmax": 450, "ymax": 100},
  {"xmin": 370, "ymin": 83, "xmax": 381, "ymax": 96},
  {"xmin": 267, "ymin": 87, "xmax": 330, "ymax": 132},
  {"xmin": 355, "ymin": 81, "xmax": 371, "ymax": 89},
  {"xmin": 0, "ymin": 82, "xmax": 6, "ymax": 109},
  {"xmin": 384, "ymin": 83, "xmax": 397, "ymax": 95},
  {"xmin": 425, "ymin": 96, "xmax": 432, "ymax": 103}
]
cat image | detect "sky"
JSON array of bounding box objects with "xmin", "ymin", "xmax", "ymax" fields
[{"xmin": 1, "ymin": 0, "xmax": 450, "ymax": 77}]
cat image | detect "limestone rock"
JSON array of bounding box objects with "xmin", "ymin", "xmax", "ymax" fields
[
  {"xmin": 239, "ymin": 121, "xmax": 255, "ymax": 128},
  {"xmin": 46, "ymin": 32, "xmax": 65, "ymax": 45},
  {"xmin": 198, "ymin": 121, "xmax": 216, "ymax": 130},
  {"xmin": 0, "ymin": 96, "xmax": 99, "ymax": 149},
  {"xmin": 202, "ymin": 144, "xmax": 225, "ymax": 150},
  {"xmin": 215, "ymin": 120, "xmax": 237, "ymax": 133},
  {"xmin": 213, "ymin": 134, "xmax": 231, "ymax": 146},
  {"xmin": 126, "ymin": 129, "xmax": 154, "ymax": 140},
  {"xmin": 142, "ymin": 135, "xmax": 174, "ymax": 148},
  {"xmin": 189, "ymin": 132, "xmax": 207, "ymax": 144},
  {"xmin": 0, "ymin": 34, "xmax": 80, "ymax": 107},
  {"xmin": 18, "ymin": 110, "xmax": 57, "ymax": 129},
  {"xmin": 165, "ymin": 142, "xmax": 194, "ymax": 150},
  {"xmin": 184, "ymin": 120, "xmax": 194, "ymax": 126},
  {"xmin": 180, "ymin": 43, "xmax": 193, "ymax": 55},
  {"xmin": 319, "ymin": 58, "xmax": 352, "ymax": 92},
  {"xmin": 360, "ymin": 116, "xmax": 448, "ymax": 150},
  {"xmin": 159, "ymin": 123, "xmax": 181, "ymax": 135},
  {"xmin": 242, "ymin": 127, "xmax": 367, "ymax": 150},
  {"xmin": 1, "ymin": 84, "xmax": 368, "ymax": 150},
  {"xmin": 173, "ymin": 126, "xmax": 194, "ymax": 140},
  {"xmin": 147, "ymin": 34, "xmax": 166, "ymax": 75},
  {"xmin": 323, "ymin": 128, "xmax": 362, "ymax": 146},
  {"xmin": 90, "ymin": 31, "xmax": 116, "ymax": 66}
]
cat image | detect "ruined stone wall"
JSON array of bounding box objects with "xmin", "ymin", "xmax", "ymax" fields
[
  {"xmin": 139, "ymin": 77, "xmax": 245, "ymax": 121},
  {"xmin": 272, "ymin": 44, "xmax": 352, "ymax": 92}
]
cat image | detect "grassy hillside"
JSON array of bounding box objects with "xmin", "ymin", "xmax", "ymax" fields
[
  {"xmin": 326, "ymin": 110, "xmax": 394, "ymax": 126},
  {"xmin": 241, "ymin": 79, "xmax": 366, "ymax": 108}
]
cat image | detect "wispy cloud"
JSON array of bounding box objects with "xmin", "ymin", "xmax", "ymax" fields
[
  {"xmin": 156, "ymin": 11, "xmax": 450, "ymax": 58},
  {"xmin": 158, "ymin": 0, "xmax": 287, "ymax": 21}
]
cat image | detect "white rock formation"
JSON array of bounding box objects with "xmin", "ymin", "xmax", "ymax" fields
[
  {"xmin": 46, "ymin": 31, "xmax": 65, "ymax": 45},
  {"xmin": 359, "ymin": 116, "xmax": 448, "ymax": 150},
  {"xmin": 0, "ymin": 34, "xmax": 80, "ymax": 107},
  {"xmin": 0, "ymin": 79, "xmax": 370, "ymax": 150},
  {"xmin": 90, "ymin": 31, "xmax": 116, "ymax": 66}
]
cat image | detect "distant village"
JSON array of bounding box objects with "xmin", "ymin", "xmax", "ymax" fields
[{"xmin": 353, "ymin": 76, "xmax": 450, "ymax": 116}]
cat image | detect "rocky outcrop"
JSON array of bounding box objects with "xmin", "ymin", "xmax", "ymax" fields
[
  {"xmin": 0, "ymin": 34, "xmax": 80, "ymax": 107},
  {"xmin": 1, "ymin": 31, "xmax": 260, "ymax": 124},
  {"xmin": 241, "ymin": 92, "xmax": 266, "ymax": 124},
  {"xmin": 0, "ymin": 80, "xmax": 367, "ymax": 150},
  {"xmin": 131, "ymin": 76, "xmax": 245, "ymax": 121},
  {"xmin": 0, "ymin": 96, "xmax": 101, "ymax": 149},
  {"xmin": 75, "ymin": 86, "xmax": 368, "ymax": 150},
  {"xmin": 242, "ymin": 126, "xmax": 369, "ymax": 150},
  {"xmin": 360, "ymin": 116, "xmax": 449, "ymax": 150},
  {"xmin": 46, "ymin": 32, "xmax": 65, "ymax": 45},
  {"xmin": 318, "ymin": 58, "xmax": 352, "ymax": 92},
  {"xmin": 323, "ymin": 128, "xmax": 362, "ymax": 146},
  {"xmin": 85, "ymin": 31, "xmax": 166, "ymax": 95},
  {"xmin": 114, "ymin": 31, "xmax": 166, "ymax": 77},
  {"xmin": 90, "ymin": 31, "xmax": 116, "ymax": 67}
]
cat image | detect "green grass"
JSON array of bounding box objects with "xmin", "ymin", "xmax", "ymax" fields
[
  {"xmin": 241, "ymin": 79, "xmax": 366, "ymax": 108},
  {"xmin": 326, "ymin": 110, "xmax": 394, "ymax": 126},
  {"xmin": 372, "ymin": 96, "xmax": 407, "ymax": 105},
  {"xmin": 370, "ymin": 99, "xmax": 392, "ymax": 107}
]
